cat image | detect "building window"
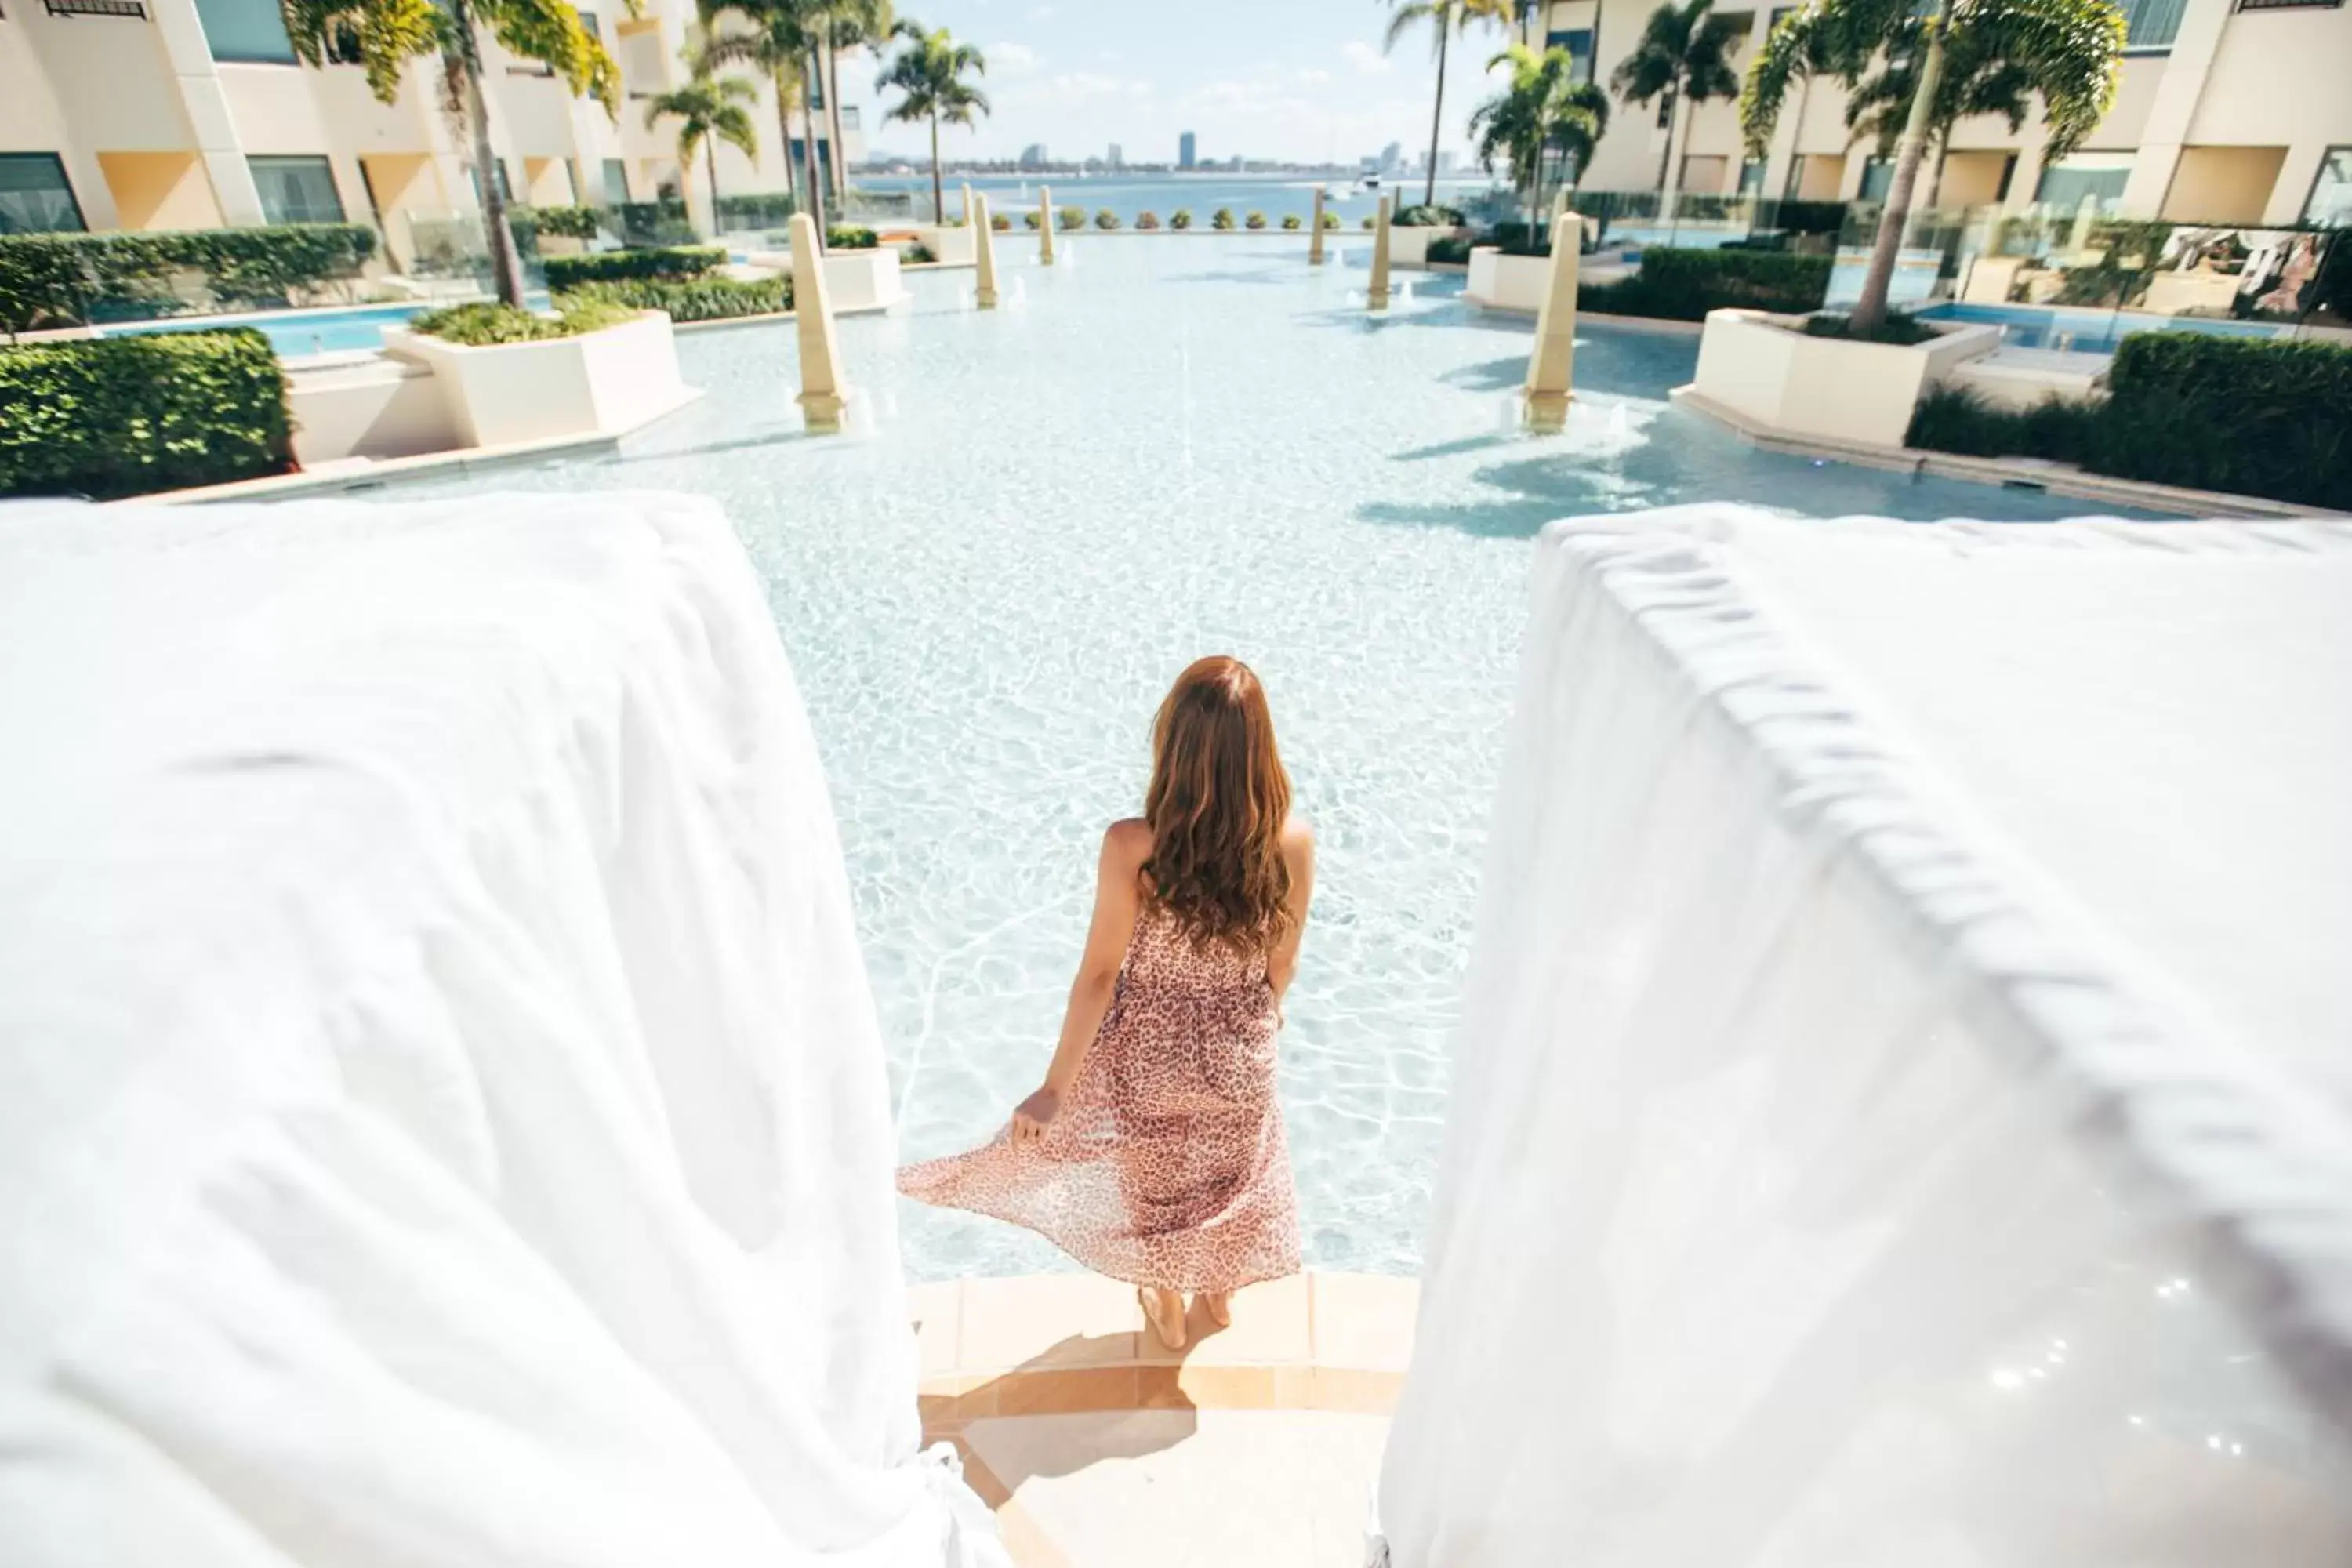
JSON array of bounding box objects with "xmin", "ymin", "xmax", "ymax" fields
[
  {"xmin": 2117, "ymin": 0, "xmax": 2187, "ymax": 46},
  {"xmin": 1859, "ymin": 156, "xmax": 1895, "ymax": 201},
  {"xmin": 1739, "ymin": 158, "xmax": 1768, "ymax": 196},
  {"xmin": 0, "ymin": 152, "xmax": 88, "ymax": 234},
  {"xmin": 192, "ymin": 0, "xmax": 297, "ymax": 62},
  {"xmin": 249, "ymin": 155, "xmax": 344, "ymax": 223},
  {"xmin": 1544, "ymin": 28, "xmax": 1595, "ymax": 83},
  {"xmin": 2303, "ymin": 147, "xmax": 2352, "ymax": 227},
  {"xmin": 603, "ymin": 158, "xmax": 630, "ymax": 205},
  {"xmin": 2034, "ymin": 162, "xmax": 2130, "ymax": 209},
  {"xmin": 576, "ymin": 5, "xmax": 599, "ymax": 38},
  {"xmin": 2235, "ymin": 0, "xmax": 2343, "ymax": 9}
]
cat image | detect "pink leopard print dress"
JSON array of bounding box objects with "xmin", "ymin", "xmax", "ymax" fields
[{"xmin": 897, "ymin": 900, "xmax": 1302, "ymax": 1292}]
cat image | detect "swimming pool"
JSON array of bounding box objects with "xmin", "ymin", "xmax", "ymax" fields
[
  {"xmin": 1917, "ymin": 300, "xmax": 2288, "ymax": 354},
  {"xmin": 386, "ymin": 236, "xmax": 2169, "ymax": 1282},
  {"xmin": 100, "ymin": 296, "xmax": 548, "ymax": 357}
]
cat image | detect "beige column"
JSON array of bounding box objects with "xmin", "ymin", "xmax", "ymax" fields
[
  {"xmin": 1367, "ymin": 194, "xmax": 1392, "ymax": 310},
  {"xmin": 1310, "ymin": 186, "xmax": 1327, "ymax": 264},
  {"xmin": 2118, "ymin": 0, "xmax": 2233, "ymax": 219},
  {"xmin": 1550, "ymin": 184, "xmax": 1573, "ymax": 250},
  {"xmin": 147, "ymin": 0, "xmax": 267, "ymax": 225},
  {"xmin": 961, "ymin": 182, "xmax": 975, "ymax": 225},
  {"xmin": 974, "ymin": 193, "xmax": 999, "ymax": 307},
  {"xmin": 789, "ymin": 212, "xmax": 852, "ymax": 432},
  {"xmin": 1039, "ymin": 185, "xmax": 1055, "ymax": 264},
  {"xmin": 1524, "ymin": 210, "xmax": 1581, "ymax": 432}
]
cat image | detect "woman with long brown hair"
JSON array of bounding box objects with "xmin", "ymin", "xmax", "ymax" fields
[{"xmin": 898, "ymin": 655, "xmax": 1315, "ymax": 1348}]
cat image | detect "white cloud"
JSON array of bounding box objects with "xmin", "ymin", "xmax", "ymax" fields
[
  {"xmin": 1028, "ymin": 2, "xmax": 1054, "ymax": 18},
  {"xmin": 989, "ymin": 41, "xmax": 1040, "ymax": 73},
  {"xmin": 1050, "ymin": 71, "xmax": 1124, "ymax": 99},
  {"xmin": 1341, "ymin": 40, "xmax": 1392, "ymax": 74},
  {"xmin": 1296, "ymin": 66, "xmax": 1331, "ymax": 85}
]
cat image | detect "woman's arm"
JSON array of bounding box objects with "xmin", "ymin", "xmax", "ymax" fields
[
  {"xmin": 1265, "ymin": 821, "xmax": 1317, "ymax": 1007},
  {"xmin": 1011, "ymin": 821, "xmax": 1148, "ymax": 1142}
]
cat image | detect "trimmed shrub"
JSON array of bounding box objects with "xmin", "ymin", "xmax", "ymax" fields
[
  {"xmin": 1245, "ymin": 211, "xmax": 1267, "ymax": 230},
  {"xmin": 1, "ymin": 223, "xmax": 379, "ymax": 332},
  {"xmin": 0, "ymin": 328, "xmax": 291, "ymax": 499},
  {"xmin": 542, "ymin": 245, "xmax": 724, "ymax": 289},
  {"xmin": 992, "ymin": 212, "xmax": 1012, "ymax": 231},
  {"xmin": 826, "ymin": 225, "xmax": 879, "ymax": 250},
  {"xmin": 1171, "ymin": 209, "xmax": 1194, "ymax": 230},
  {"xmin": 557, "ymin": 274, "xmax": 790, "ymax": 322},
  {"xmin": 1802, "ymin": 312, "xmax": 1936, "ymax": 346},
  {"xmin": 1280, "ymin": 213, "xmax": 1302, "ymax": 230},
  {"xmin": 2089, "ymin": 332, "xmax": 2352, "ymax": 509},
  {"xmin": 527, "ymin": 204, "xmax": 604, "ymax": 240},
  {"xmin": 1359, "ymin": 216, "xmax": 1375, "ymax": 230},
  {"xmin": 1212, "ymin": 208, "xmax": 1236, "ymax": 231},
  {"xmin": 408, "ymin": 296, "xmax": 636, "ymax": 345},
  {"xmin": 714, "ymin": 191, "xmax": 797, "ymax": 230},
  {"xmin": 1094, "ymin": 209, "xmax": 1120, "ymax": 230},
  {"xmin": 1023, "ymin": 210, "xmax": 1042, "ymax": 230},
  {"xmin": 906, "ymin": 242, "xmax": 938, "ymax": 263},
  {"xmin": 1137, "ymin": 211, "xmax": 1162, "ymax": 230},
  {"xmin": 1056, "ymin": 205, "xmax": 1085, "ymax": 232},
  {"xmin": 1426, "ymin": 234, "xmax": 1473, "ymax": 265},
  {"xmin": 1581, "ymin": 246, "xmax": 1831, "ymax": 321},
  {"xmin": 615, "ymin": 201, "xmax": 695, "ymax": 247},
  {"xmin": 1395, "ymin": 203, "xmax": 1465, "ymax": 227},
  {"xmin": 1907, "ymin": 384, "xmax": 2096, "ymax": 463},
  {"xmin": 1319, "ymin": 211, "xmax": 1341, "ymax": 230}
]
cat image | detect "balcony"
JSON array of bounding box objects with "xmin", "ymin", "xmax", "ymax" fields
[
  {"xmin": 840, "ymin": 106, "xmax": 860, "ymax": 130},
  {"xmin": 45, "ymin": 0, "xmax": 148, "ymax": 15}
]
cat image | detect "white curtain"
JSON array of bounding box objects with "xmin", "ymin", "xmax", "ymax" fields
[
  {"xmin": 0, "ymin": 495, "xmax": 1005, "ymax": 1568},
  {"xmin": 1376, "ymin": 507, "xmax": 2352, "ymax": 1567}
]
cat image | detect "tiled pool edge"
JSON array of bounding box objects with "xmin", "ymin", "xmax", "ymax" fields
[{"xmin": 1670, "ymin": 384, "xmax": 2348, "ymax": 520}]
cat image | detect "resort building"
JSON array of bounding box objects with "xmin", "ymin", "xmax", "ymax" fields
[
  {"xmin": 1529, "ymin": 0, "xmax": 2352, "ymax": 226},
  {"xmin": 0, "ymin": 0, "xmax": 864, "ymax": 258}
]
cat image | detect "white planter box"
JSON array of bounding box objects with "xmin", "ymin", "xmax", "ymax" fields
[
  {"xmin": 383, "ymin": 310, "xmax": 691, "ymax": 449},
  {"xmin": 822, "ymin": 247, "xmax": 907, "ymax": 312},
  {"xmin": 903, "ymin": 224, "xmax": 976, "ymax": 265},
  {"xmin": 1464, "ymin": 247, "xmax": 1556, "ymax": 313},
  {"xmin": 289, "ymin": 356, "xmax": 459, "ymax": 465},
  {"xmin": 1691, "ymin": 308, "xmax": 2002, "ymax": 448},
  {"xmin": 1387, "ymin": 226, "xmax": 1464, "ymax": 269}
]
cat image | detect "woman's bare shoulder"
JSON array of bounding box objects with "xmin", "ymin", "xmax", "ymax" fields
[
  {"xmin": 1282, "ymin": 815, "xmax": 1316, "ymax": 866},
  {"xmin": 1104, "ymin": 817, "xmax": 1153, "ymax": 865}
]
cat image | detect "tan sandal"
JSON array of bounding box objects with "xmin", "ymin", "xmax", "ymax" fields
[{"xmin": 1138, "ymin": 1287, "xmax": 1188, "ymax": 1351}]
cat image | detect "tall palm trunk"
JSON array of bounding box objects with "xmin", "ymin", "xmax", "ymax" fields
[
  {"xmin": 1423, "ymin": 26, "xmax": 1450, "ymax": 209},
  {"xmin": 825, "ymin": 38, "xmax": 849, "ymax": 201},
  {"xmin": 706, "ymin": 137, "xmax": 721, "ymax": 235},
  {"xmin": 929, "ymin": 112, "xmax": 943, "ymax": 224},
  {"xmin": 449, "ymin": 7, "xmax": 525, "ymax": 307},
  {"xmin": 800, "ymin": 51, "xmax": 829, "ymax": 248},
  {"xmin": 1850, "ymin": 0, "xmax": 1948, "ymax": 333}
]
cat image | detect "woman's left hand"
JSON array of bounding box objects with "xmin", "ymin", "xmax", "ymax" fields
[{"xmin": 1011, "ymin": 1085, "xmax": 1061, "ymax": 1143}]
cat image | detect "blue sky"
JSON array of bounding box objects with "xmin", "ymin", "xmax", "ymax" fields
[{"xmin": 844, "ymin": 2, "xmax": 1531, "ymax": 166}]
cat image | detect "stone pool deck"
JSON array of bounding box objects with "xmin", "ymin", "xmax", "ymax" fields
[{"xmin": 911, "ymin": 1271, "xmax": 1417, "ymax": 1566}]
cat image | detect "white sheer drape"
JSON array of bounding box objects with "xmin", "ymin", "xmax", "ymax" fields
[
  {"xmin": 1376, "ymin": 508, "xmax": 2352, "ymax": 1567},
  {"xmin": 0, "ymin": 495, "xmax": 1006, "ymax": 1568}
]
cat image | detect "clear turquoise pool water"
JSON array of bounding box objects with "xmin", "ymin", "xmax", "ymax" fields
[
  {"xmin": 1917, "ymin": 300, "xmax": 2288, "ymax": 354},
  {"xmin": 389, "ymin": 235, "xmax": 2168, "ymax": 1281},
  {"xmin": 101, "ymin": 295, "xmax": 550, "ymax": 357}
]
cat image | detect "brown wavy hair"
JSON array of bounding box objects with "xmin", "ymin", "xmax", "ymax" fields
[{"xmin": 1142, "ymin": 656, "xmax": 1294, "ymax": 952}]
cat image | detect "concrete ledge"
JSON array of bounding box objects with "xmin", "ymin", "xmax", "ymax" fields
[{"xmin": 1670, "ymin": 384, "xmax": 2346, "ymax": 519}]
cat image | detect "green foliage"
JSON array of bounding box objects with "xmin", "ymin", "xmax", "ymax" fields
[
  {"xmin": 713, "ymin": 191, "xmax": 799, "ymax": 229},
  {"xmin": 1171, "ymin": 209, "xmax": 1194, "ymax": 230},
  {"xmin": 990, "ymin": 212, "xmax": 1012, "ymax": 230},
  {"xmin": 906, "ymin": 241, "xmax": 939, "ymax": 263},
  {"xmin": 0, "ymin": 328, "xmax": 292, "ymax": 499},
  {"xmin": 1023, "ymin": 210, "xmax": 1042, "ymax": 230},
  {"xmin": 557, "ymin": 274, "xmax": 791, "ymax": 321},
  {"xmin": 527, "ymin": 204, "xmax": 605, "ymax": 239},
  {"xmin": 1427, "ymin": 234, "xmax": 1474, "ymax": 264},
  {"xmin": 1094, "ymin": 209, "xmax": 1120, "ymax": 230},
  {"xmin": 615, "ymin": 200, "xmax": 697, "ymax": 247},
  {"xmin": 2092, "ymin": 332, "xmax": 2352, "ymax": 510},
  {"xmin": 1906, "ymin": 383, "xmax": 2094, "ymax": 461},
  {"xmin": 542, "ymin": 245, "xmax": 724, "ymax": 288},
  {"xmin": 1056, "ymin": 205, "xmax": 1085, "ymax": 231},
  {"xmin": 408, "ymin": 296, "xmax": 636, "ymax": 344},
  {"xmin": 876, "ymin": 20, "xmax": 992, "ymax": 221},
  {"xmin": 1360, "ymin": 216, "xmax": 1377, "ymax": 230},
  {"xmin": 1395, "ymin": 203, "xmax": 1465, "ymax": 227},
  {"xmin": 1381, "ymin": 0, "xmax": 1518, "ymax": 202},
  {"xmin": 1319, "ymin": 211, "xmax": 1342, "ymax": 230},
  {"xmin": 1281, "ymin": 213, "xmax": 1303, "ymax": 230},
  {"xmin": 1473, "ymin": 42, "xmax": 1611, "ymax": 223},
  {"xmin": 1246, "ymin": 211, "xmax": 1268, "ymax": 230},
  {"xmin": 1137, "ymin": 211, "xmax": 1162, "ymax": 230},
  {"xmin": 1580, "ymin": 245, "xmax": 1831, "ymax": 319},
  {"xmin": 1802, "ymin": 311, "xmax": 1936, "ymax": 344},
  {"xmin": 2053, "ymin": 219, "xmax": 2176, "ymax": 307},
  {"xmin": 1212, "ymin": 208, "xmax": 1237, "ymax": 230},
  {"xmin": 827, "ymin": 224, "xmax": 880, "ymax": 249},
  {"xmin": 0, "ymin": 224, "xmax": 379, "ymax": 334}
]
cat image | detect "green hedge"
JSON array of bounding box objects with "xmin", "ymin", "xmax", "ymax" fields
[
  {"xmin": 1581, "ymin": 245, "xmax": 1831, "ymax": 321},
  {"xmin": 715, "ymin": 192, "xmax": 798, "ymax": 229},
  {"xmin": 1907, "ymin": 384, "xmax": 2098, "ymax": 463},
  {"xmin": 615, "ymin": 201, "xmax": 695, "ymax": 247},
  {"xmin": 1427, "ymin": 234, "xmax": 1473, "ymax": 265},
  {"xmin": 2093, "ymin": 332, "xmax": 2352, "ymax": 509},
  {"xmin": 525, "ymin": 204, "xmax": 604, "ymax": 240},
  {"xmin": 557, "ymin": 276, "xmax": 789, "ymax": 322},
  {"xmin": 1396, "ymin": 203, "xmax": 1465, "ymax": 227},
  {"xmin": 408, "ymin": 296, "xmax": 637, "ymax": 345},
  {"xmin": 826, "ymin": 225, "xmax": 878, "ymax": 250},
  {"xmin": 1, "ymin": 224, "xmax": 378, "ymax": 333},
  {"xmin": 0, "ymin": 329, "xmax": 292, "ymax": 498},
  {"xmin": 541, "ymin": 245, "xmax": 724, "ymax": 289}
]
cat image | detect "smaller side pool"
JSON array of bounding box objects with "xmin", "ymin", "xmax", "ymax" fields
[
  {"xmin": 1917, "ymin": 302, "xmax": 2287, "ymax": 354},
  {"xmin": 99, "ymin": 296, "xmax": 550, "ymax": 358}
]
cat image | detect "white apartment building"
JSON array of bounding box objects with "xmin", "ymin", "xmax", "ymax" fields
[
  {"xmin": 0, "ymin": 0, "xmax": 864, "ymax": 262},
  {"xmin": 1529, "ymin": 0, "xmax": 2352, "ymax": 227}
]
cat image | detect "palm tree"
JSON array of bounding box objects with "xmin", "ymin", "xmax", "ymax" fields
[
  {"xmin": 875, "ymin": 20, "xmax": 989, "ymax": 223},
  {"xmin": 1610, "ymin": 0, "xmax": 1743, "ymax": 220},
  {"xmin": 821, "ymin": 0, "xmax": 894, "ymax": 202},
  {"xmin": 1470, "ymin": 42, "xmax": 1610, "ymax": 243},
  {"xmin": 645, "ymin": 70, "xmax": 760, "ymax": 235},
  {"xmin": 1744, "ymin": 0, "xmax": 2122, "ymax": 333},
  {"xmin": 702, "ymin": 0, "xmax": 832, "ymax": 240},
  {"xmin": 1381, "ymin": 0, "xmax": 1515, "ymax": 209},
  {"xmin": 281, "ymin": 0, "xmax": 626, "ymax": 307}
]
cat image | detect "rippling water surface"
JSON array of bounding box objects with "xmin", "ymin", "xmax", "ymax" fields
[{"xmin": 402, "ymin": 236, "xmax": 2144, "ymax": 1280}]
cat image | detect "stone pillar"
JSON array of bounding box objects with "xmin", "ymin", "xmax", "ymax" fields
[
  {"xmin": 1039, "ymin": 185, "xmax": 1055, "ymax": 264},
  {"xmin": 789, "ymin": 212, "xmax": 851, "ymax": 432},
  {"xmin": 1310, "ymin": 186, "xmax": 1326, "ymax": 264},
  {"xmin": 1367, "ymin": 194, "xmax": 1392, "ymax": 310},
  {"xmin": 974, "ymin": 193, "xmax": 999, "ymax": 308},
  {"xmin": 147, "ymin": 0, "xmax": 267, "ymax": 225},
  {"xmin": 961, "ymin": 182, "xmax": 975, "ymax": 226},
  {"xmin": 1550, "ymin": 185, "xmax": 1573, "ymax": 251},
  {"xmin": 1524, "ymin": 211, "xmax": 1581, "ymax": 433}
]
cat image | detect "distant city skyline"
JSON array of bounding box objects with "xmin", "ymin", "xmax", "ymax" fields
[{"xmin": 839, "ymin": 0, "xmax": 1525, "ymax": 167}]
